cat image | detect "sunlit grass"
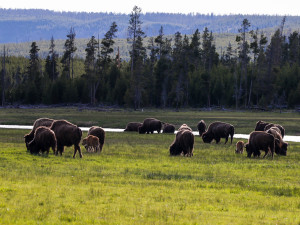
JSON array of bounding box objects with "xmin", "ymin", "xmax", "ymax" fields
[{"xmin": 0, "ymin": 129, "xmax": 299, "ymax": 224}]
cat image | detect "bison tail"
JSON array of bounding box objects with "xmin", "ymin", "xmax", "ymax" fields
[
  {"xmin": 230, "ymin": 126, "xmax": 235, "ymax": 143},
  {"xmin": 77, "ymin": 126, "xmax": 82, "ymax": 139}
]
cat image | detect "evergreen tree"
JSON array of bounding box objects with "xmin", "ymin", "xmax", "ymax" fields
[
  {"xmin": 127, "ymin": 5, "xmax": 146, "ymax": 109},
  {"xmin": 61, "ymin": 27, "xmax": 77, "ymax": 79},
  {"xmin": 45, "ymin": 36, "xmax": 58, "ymax": 81}
]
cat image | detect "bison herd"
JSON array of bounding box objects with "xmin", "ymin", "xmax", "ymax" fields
[{"xmin": 24, "ymin": 117, "xmax": 288, "ymax": 159}]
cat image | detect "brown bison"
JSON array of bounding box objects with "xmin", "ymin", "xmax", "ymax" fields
[
  {"xmin": 178, "ymin": 124, "xmax": 192, "ymax": 132},
  {"xmin": 24, "ymin": 118, "xmax": 54, "ymax": 150},
  {"xmin": 264, "ymin": 123, "xmax": 285, "ymax": 138},
  {"xmin": 197, "ymin": 120, "xmax": 206, "ymax": 136},
  {"xmin": 169, "ymin": 129, "xmax": 194, "ymax": 156},
  {"xmin": 50, "ymin": 120, "xmax": 83, "ymax": 158},
  {"xmin": 235, "ymin": 141, "xmax": 244, "ymax": 154},
  {"xmin": 87, "ymin": 126, "xmax": 105, "ymax": 152},
  {"xmin": 82, "ymin": 135, "xmax": 100, "ymax": 153},
  {"xmin": 28, "ymin": 126, "xmax": 57, "ymax": 155},
  {"xmin": 246, "ymin": 131, "xmax": 275, "ymax": 158},
  {"xmin": 202, "ymin": 122, "xmax": 234, "ymax": 144},
  {"xmin": 163, "ymin": 123, "xmax": 176, "ymax": 133},
  {"xmin": 124, "ymin": 122, "xmax": 142, "ymax": 132},
  {"xmin": 254, "ymin": 120, "xmax": 270, "ymax": 131},
  {"xmin": 266, "ymin": 128, "xmax": 288, "ymax": 156},
  {"xmin": 138, "ymin": 118, "xmax": 162, "ymax": 134}
]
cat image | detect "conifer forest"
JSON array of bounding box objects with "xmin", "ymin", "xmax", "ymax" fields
[{"xmin": 1, "ymin": 7, "xmax": 300, "ymax": 109}]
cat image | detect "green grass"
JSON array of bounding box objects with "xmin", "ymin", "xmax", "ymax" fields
[
  {"xmin": 0, "ymin": 126, "xmax": 300, "ymax": 224},
  {"xmin": 0, "ymin": 107, "xmax": 300, "ymax": 135}
]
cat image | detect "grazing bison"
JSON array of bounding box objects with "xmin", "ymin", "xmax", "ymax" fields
[
  {"xmin": 82, "ymin": 135, "xmax": 100, "ymax": 153},
  {"xmin": 246, "ymin": 131, "xmax": 275, "ymax": 158},
  {"xmin": 50, "ymin": 120, "xmax": 83, "ymax": 158},
  {"xmin": 24, "ymin": 118, "xmax": 54, "ymax": 150},
  {"xmin": 178, "ymin": 124, "xmax": 192, "ymax": 132},
  {"xmin": 197, "ymin": 120, "xmax": 206, "ymax": 136},
  {"xmin": 87, "ymin": 126, "xmax": 105, "ymax": 152},
  {"xmin": 28, "ymin": 126, "xmax": 57, "ymax": 155},
  {"xmin": 202, "ymin": 122, "xmax": 234, "ymax": 144},
  {"xmin": 163, "ymin": 123, "xmax": 176, "ymax": 133},
  {"xmin": 255, "ymin": 120, "xmax": 270, "ymax": 131},
  {"xmin": 264, "ymin": 123, "xmax": 285, "ymax": 138},
  {"xmin": 235, "ymin": 141, "xmax": 244, "ymax": 154},
  {"xmin": 138, "ymin": 118, "xmax": 162, "ymax": 134},
  {"xmin": 266, "ymin": 128, "xmax": 288, "ymax": 156},
  {"xmin": 169, "ymin": 129, "xmax": 194, "ymax": 157},
  {"xmin": 124, "ymin": 122, "xmax": 142, "ymax": 132}
]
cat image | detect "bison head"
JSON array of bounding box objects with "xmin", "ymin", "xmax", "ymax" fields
[
  {"xmin": 28, "ymin": 140, "xmax": 39, "ymax": 155},
  {"xmin": 245, "ymin": 143, "xmax": 252, "ymax": 158},
  {"xmin": 202, "ymin": 132, "xmax": 213, "ymax": 143},
  {"xmin": 138, "ymin": 125, "xmax": 146, "ymax": 134}
]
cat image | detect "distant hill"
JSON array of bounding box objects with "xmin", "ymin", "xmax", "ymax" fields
[{"xmin": 1, "ymin": 8, "xmax": 300, "ymax": 44}]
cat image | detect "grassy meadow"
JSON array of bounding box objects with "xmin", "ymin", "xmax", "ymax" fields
[{"xmin": 0, "ymin": 108, "xmax": 300, "ymax": 224}]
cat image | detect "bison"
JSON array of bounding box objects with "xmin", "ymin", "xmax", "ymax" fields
[
  {"xmin": 178, "ymin": 124, "xmax": 192, "ymax": 132},
  {"xmin": 87, "ymin": 126, "xmax": 105, "ymax": 152},
  {"xmin": 50, "ymin": 120, "xmax": 83, "ymax": 158},
  {"xmin": 202, "ymin": 121, "xmax": 234, "ymax": 144},
  {"xmin": 28, "ymin": 126, "xmax": 57, "ymax": 155},
  {"xmin": 169, "ymin": 129, "xmax": 194, "ymax": 157},
  {"xmin": 163, "ymin": 123, "xmax": 176, "ymax": 133},
  {"xmin": 235, "ymin": 141, "xmax": 244, "ymax": 154},
  {"xmin": 266, "ymin": 128, "xmax": 288, "ymax": 156},
  {"xmin": 82, "ymin": 135, "xmax": 100, "ymax": 153},
  {"xmin": 138, "ymin": 118, "xmax": 162, "ymax": 134},
  {"xmin": 254, "ymin": 120, "xmax": 270, "ymax": 131},
  {"xmin": 197, "ymin": 120, "xmax": 206, "ymax": 136},
  {"xmin": 264, "ymin": 123, "xmax": 285, "ymax": 138},
  {"xmin": 24, "ymin": 118, "xmax": 54, "ymax": 151},
  {"xmin": 124, "ymin": 122, "xmax": 142, "ymax": 132},
  {"xmin": 246, "ymin": 131, "xmax": 275, "ymax": 158}
]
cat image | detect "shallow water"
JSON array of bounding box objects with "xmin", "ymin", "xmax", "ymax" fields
[{"xmin": 0, "ymin": 125, "xmax": 299, "ymax": 142}]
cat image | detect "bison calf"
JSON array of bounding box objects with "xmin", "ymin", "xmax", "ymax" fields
[
  {"xmin": 170, "ymin": 130, "xmax": 194, "ymax": 157},
  {"xmin": 50, "ymin": 120, "xmax": 82, "ymax": 158},
  {"xmin": 28, "ymin": 126, "xmax": 56, "ymax": 155},
  {"xmin": 202, "ymin": 121, "xmax": 234, "ymax": 144},
  {"xmin": 88, "ymin": 126, "xmax": 105, "ymax": 152},
  {"xmin": 235, "ymin": 141, "xmax": 244, "ymax": 154},
  {"xmin": 82, "ymin": 135, "xmax": 100, "ymax": 153}
]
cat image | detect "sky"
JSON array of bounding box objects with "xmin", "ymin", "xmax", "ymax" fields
[{"xmin": 0, "ymin": 0, "xmax": 299, "ymax": 16}]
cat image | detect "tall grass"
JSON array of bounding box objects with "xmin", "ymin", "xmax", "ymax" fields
[{"xmin": 0, "ymin": 128, "xmax": 299, "ymax": 224}]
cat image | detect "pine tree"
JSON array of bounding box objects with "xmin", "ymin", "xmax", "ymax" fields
[
  {"xmin": 61, "ymin": 27, "xmax": 77, "ymax": 79},
  {"xmin": 45, "ymin": 36, "xmax": 58, "ymax": 81},
  {"xmin": 127, "ymin": 6, "xmax": 146, "ymax": 109}
]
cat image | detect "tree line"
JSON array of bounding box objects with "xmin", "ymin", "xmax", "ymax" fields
[{"xmin": 1, "ymin": 7, "xmax": 300, "ymax": 109}]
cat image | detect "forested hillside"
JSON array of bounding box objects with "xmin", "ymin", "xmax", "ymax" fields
[
  {"xmin": 1, "ymin": 8, "xmax": 300, "ymax": 43},
  {"xmin": 1, "ymin": 8, "xmax": 300, "ymax": 109}
]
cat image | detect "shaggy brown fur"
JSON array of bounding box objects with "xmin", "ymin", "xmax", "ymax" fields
[
  {"xmin": 266, "ymin": 128, "xmax": 288, "ymax": 155},
  {"xmin": 82, "ymin": 135, "xmax": 100, "ymax": 153},
  {"xmin": 50, "ymin": 120, "xmax": 83, "ymax": 158},
  {"xmin": 169, "ymin": 130, "xmax": 194, "ymax": 156},
  {"xmin": 197, "ymin": 120, "xmax": 206, "ymax": 136},
  {"xmin": 202, "ymin": 122, "xmax": 234, "ymax": 144},
  {"xmin": 246, "ymin": 131, "xmax": 275, "ymax": 158},
  {"xmin": 24, "ymin": 118, "xmax": 54, "ymax": 150},
  {"xmin": 138, "ymin": 118, "xmax": 162, "ymax": 134},
  {"xmin": 163, "ymin": 123, "xmax": 176, "ymax": 133},
  {"xmin": 178, "ymin": 124, "xmax": 192, "ymax": 132},
  {"xmin": 28, "ymin": 126, "xmax": 57, "ymax": 155},
  {"xmin": 235, "ymin": 141, "xmax": 244, "ymax": 154},
  {"xmin": 264, "ymin": 123, "xmax": 285, "ymax": 138},
  {"xmin": 124, "ymin": 122, "xmax": 142, "ymax": 132},
  {"xmin": 254, "ymin": 120, "xmax": 270, "ymax": 131},
  {"xmin": 88, "ymin": 126, "xmax": 105, "ymax": 152}
]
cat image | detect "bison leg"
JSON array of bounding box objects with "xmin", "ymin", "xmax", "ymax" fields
[
  {"xmin": 224, "ymin": 136, "xmax": 228, "ymax": 144},
  {"xmin": 100, "ymin": 144, "xmax": 103, "ymax": 152},
  {"xmin": 215, "ymin": 137, "xmax": 221, "ymax": 144},
  {"xmin": 230, "ymin": 134, "xmax": 233, "ymax": 144},
  {"xmin": 73, "ymin": 144, "xmax": 83, "ymax": 158},
  {"xmin": 56, "ymin": 145, "xmax": 64, "ymax": 156}
]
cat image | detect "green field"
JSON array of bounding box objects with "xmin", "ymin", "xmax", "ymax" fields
[{"xmin": 0, "ymin": 108, "xmax": 300, "ymax": 224}]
